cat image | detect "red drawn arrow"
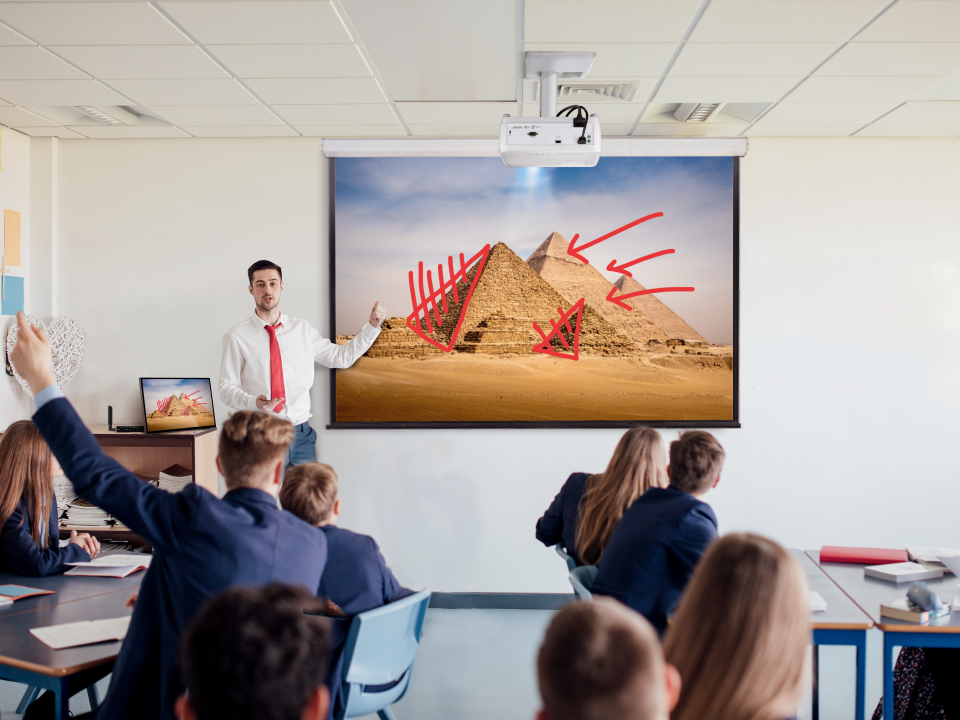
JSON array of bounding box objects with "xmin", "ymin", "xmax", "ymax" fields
[
  {"xmin": 606, "ymin": 248, "xmax": 675, "ymax": 277},
  {"xmin": 606, "ymin": 285, "xmax": 695, "ymax": 311},
  {"xmin": 567, "ymin": 212, "xmax": 664, "ymax": 264}
]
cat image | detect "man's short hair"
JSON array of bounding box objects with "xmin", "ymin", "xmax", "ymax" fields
[
  {"xmin": 218, "ymin": 411, "xmax": 294, "ymax": 489},
  {"xmin": 180, "ymin": 584, "xmax": 330, "ymax": 720},
  {"xmin": 668, "ymin": 431, "xmax": 725, "ymax": 495},
  {"xmin": 279, "ymin": 463, "xmax": 339, "ymax": 526},
  {"xmin": 538, "ymin": 598, "xmax": 665, "ymax": 720},
  {"xmin": 248, "ymin": 260, "xmax": 282, "ymax": 285}
]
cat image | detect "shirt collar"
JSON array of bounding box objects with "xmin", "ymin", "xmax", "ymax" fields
[
  {"xmin": 250, "ymin": 311, "xmax": 287, "ymax": 332},
  {"xmin": 223, "ymin": 486, "xmax": 280, "ymax": 510}
]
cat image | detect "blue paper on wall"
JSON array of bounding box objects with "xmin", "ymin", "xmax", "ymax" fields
[{"xmin": 1, "ymin": 275, "xmax": 24, "ymax": 315}]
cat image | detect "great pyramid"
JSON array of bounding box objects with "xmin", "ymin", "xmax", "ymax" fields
[
  {"xmin": 614, "ymin": 275, "xmax": 707, "ymax": 343},
  {"xmin": 148, "ymin": 393, "xmax": 214, "ymax": 419},
  {"xmin": 526, "ymin": 232, "xmax": 668, "ymax": 345}
]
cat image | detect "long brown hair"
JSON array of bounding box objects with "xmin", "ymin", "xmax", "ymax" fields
[
  {"xmin": 575, "ymin": 427, "xmax": 668, "ymax": 566},
  {"xmin": 664, "ymin": 534, "xmax": 809, "ymax": 720},
  {"xmin": 0, "ymin": 421, "xmax": 54, "ymax": 547}
]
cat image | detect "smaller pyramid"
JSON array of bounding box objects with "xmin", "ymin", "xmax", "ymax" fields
[
  {"xmin": 365, "ymin": 317, "xmax": 444, "ymax": 358},
  {"xmin": 614, "ymin": 275, "xmax": 707, "ymax": 343}
]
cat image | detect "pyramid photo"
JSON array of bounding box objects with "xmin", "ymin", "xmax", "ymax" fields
[
  {"xmin": 614, "ymin": 275, "xmax": 707, "ymax": 343},
  {"xmin": 149, "ymin": 393, "xmax": 214, "ymax": 419}
]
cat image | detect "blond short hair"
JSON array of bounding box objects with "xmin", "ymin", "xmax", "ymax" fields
[
  {"xmin": 279, "ymin": 463, "xmax": 338, "ymax": 526},
  {"xmin": 218, "ymin": 411, "xmax": 294, "ymax": 489},
  {"xmin": 668, "ymin": 431, "xmax": 725, "ymax": 494},
  {"xmin": 664, "ymin": 534, "xmax": 809, "ymax": 720},
  {"xmin": 538, "ymin": 598, "xmax": 665, "ymax": 720}
]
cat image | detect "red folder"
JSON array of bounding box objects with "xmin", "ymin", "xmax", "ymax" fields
[{"xmin": 820, "ymin": 546, "xmax": 908, "ymax": 565}]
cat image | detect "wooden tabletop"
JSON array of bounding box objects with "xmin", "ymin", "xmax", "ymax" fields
[
  {"xmin": 807, "ymin": 550, "xmax": 960, "ymax": 634},
  {"xmin": 792, "ymin": 550, "xmax": 873, "ymax": 630}
]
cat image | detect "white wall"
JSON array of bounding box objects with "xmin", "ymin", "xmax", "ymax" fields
[{"xmin": 52, "ymin": 136, "xmax": 960, "ymax": 593}]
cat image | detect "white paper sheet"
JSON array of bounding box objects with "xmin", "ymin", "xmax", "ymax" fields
[
  {"xmin": 30, "ymin": 616, "xmax": 131, "ymax": 650},
  {"xmin": 809, "ymin": 591, "xmax": 828, "ymax": 613}
]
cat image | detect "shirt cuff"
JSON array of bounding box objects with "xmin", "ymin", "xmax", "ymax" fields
[
  {"xmin": 34, "ymin": 384, "xmax": 64, "ymax": 411},
  {"xmin": 360, "ymin": 322, "xmax": 381, "ymax": 339}
]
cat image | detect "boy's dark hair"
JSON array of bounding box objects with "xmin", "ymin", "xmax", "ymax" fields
[
  {"xmin": 668, "ymin": 431, "xmax": 725, "ymax": 495},
  {"xmin": 248, "ymin": 260, "xmax": 282, "ymax": 285},
  {"xmin": 180, "ymin": 584, "xmax": 330, "ymax": 720},
  {"xmin": 279, "ymin": 463, "xmax": 339, "ymax": 526},
  {"xmin": 218, "ymin": 411, "xmax": 294, "ymax": 489}
]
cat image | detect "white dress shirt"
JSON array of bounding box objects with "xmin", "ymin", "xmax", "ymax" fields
[{"xmin": 219, "ymin": 312, "xmax": 380, "ymax": 426}]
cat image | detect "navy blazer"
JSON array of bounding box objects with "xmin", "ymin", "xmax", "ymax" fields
[
  {"xmin": 319, "ymin": 525, "xmax": 411, "ymax": 719},
  {"xmin": 592, "ymin": 486, "xmax": 717, "ymax": 635},
  {"xmin": 535, "ymin": 472, "xmax": 590, "ymax": 566},
  {"xmin": 33, "ymin": 397, "xmax": 328, "ymax": 720},
  {"xmin": 0, "ymin": 499, "xmax": 89, "ymax": 576}
]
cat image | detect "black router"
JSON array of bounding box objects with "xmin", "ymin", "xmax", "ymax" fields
[{"xmin": 108, "ymin": 406, "xmax": 144, "ymax": 433}]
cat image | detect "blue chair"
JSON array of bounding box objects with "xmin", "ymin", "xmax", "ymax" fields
[
  {"xmin": 569, "ymin": 565, "xmax": 598, "ymax": 601},
  {"xmin": 555, "ymin": 543, "xmax": 577, "ymax": 572},
  {"xmin": 336, "ymin": 589, "xmax": 431, "ymax": 720}
]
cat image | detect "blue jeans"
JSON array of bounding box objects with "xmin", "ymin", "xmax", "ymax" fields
[{"xmin": 285, "ymin": 422, "xmax": 317, "ymax": 474}]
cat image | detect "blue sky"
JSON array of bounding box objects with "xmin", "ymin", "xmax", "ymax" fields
[
  {"xmin": 335, "ymin": 156, "xmax": 734, "ymax": 344},
  {"xmin": 141, "ymin": 378, "xmax": 213, "ymax": 411}
]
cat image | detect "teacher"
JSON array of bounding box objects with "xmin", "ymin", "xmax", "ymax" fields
[{"xmin": 219, "ymin": 260, "xmax": 385, "ymax": 469}]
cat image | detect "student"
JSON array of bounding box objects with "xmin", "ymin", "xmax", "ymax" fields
[
  {"xmin": 535, "ymin": 427, "xmax": 667, "ymax": 567},
  {"xmin": 176, "ymin": 584, "xmax": 331, "ymax": 720},
  {"xmin": 663, "ymin": 534, "xmax": 809, "ymax": 720},
  {"xmin": 0, "ymin": 420, "xmax": 99, "ymax": 575},
  {"xmin": 592, "ymin": 430, "xmax": 723, "ymax": 634},
  {"xmin": 279, "ymin": 463, "xmax": 411, "ymax": 718},
  {"xmin": 11, "ymin": 312, "xmax": 329, "ymax": 720},
  {"xmin": 873, "ymin": 648, "xmax": 956, "ymax": 718},
  {"xmin": 536, "ymin": 597, "xmax": 681, "ymax": 720}
]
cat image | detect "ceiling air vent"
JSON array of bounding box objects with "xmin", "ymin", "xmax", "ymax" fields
[
  {"xmin": 557, "ymin": 82, "xmax": 641, "ymax": 102},
  {"xmin": 674, "ymin": 103, "xmax": 724, "ymax": 123}
]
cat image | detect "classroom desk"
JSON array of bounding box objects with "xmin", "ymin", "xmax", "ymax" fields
[
  {"xmin": 793, "ymin": 550, "xmax": 874, "ymax": 720},
  {"xmin": 0, "ymin": 571, "xmax": 144, "ymax": 720},
  {"xmin": 807, "ymin": 550, "xmax": 960, "ymax": 720}
]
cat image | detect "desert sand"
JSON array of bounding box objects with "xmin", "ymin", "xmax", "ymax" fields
[
  {"xmin": 335, "ymin": 348, "xmax": 733, "ymax": 423},
  {"xmin": 146, "ymin": 415, "xmax": 216, "ymax": 432}
]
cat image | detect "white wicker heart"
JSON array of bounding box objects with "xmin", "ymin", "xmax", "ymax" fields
[{"xmin": 6, "ymin": 315, "xmax": 85, "ymax": 394}]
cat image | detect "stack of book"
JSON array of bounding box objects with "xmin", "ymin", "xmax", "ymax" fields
[
  {"xmin": 60, "ymin": 498, "xmax": 116, "ymax": 529},
  {"xmin": 158, "ymin": 464, "xmax": 192, "ymax": 493},
  {"xmin": 906, "ymin": 545, "xmax": 960, "ymax": 573},
  {"xmin": 53, "ymin": 476, "xmax": 76, "ymax": 516}
]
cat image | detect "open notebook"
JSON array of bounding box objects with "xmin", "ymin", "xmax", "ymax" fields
[{"xmin": 66, "ymin": 555, "xmax": 152, "ymax": 578}]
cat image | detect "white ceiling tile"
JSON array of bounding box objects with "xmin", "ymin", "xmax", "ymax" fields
[
  {"xmin": 874, "ymin": 101, "xmax": 960, "ymax": 123},
  {"xmin": 629, "ymin": 122, "xmax": 747, "ymax": 136},
  {"xmin": 243, "ymin": 78, "xmax": 386, "ymax": 104},
  {"xmin": 0, "ymin": 79, "xmax": 127, "ymax": 105},
  {"xmin": 158, "ymin": 1, "xmax": 352, "ymax": 44},
  {"xmin": 295, "ymin": 124, "xmax": 406, "ymax": 137},
  {"xmin": 820, "ymin": 43, "xmax": 960, "ymax": 76},
  {"xmin": 0, "ymin": 3, "xmax": 189, "ymax": 45},
  {"xmin": 183, "ymin": 126, "xmax": 298, "ymax": 137},
  {"xmin": 525, "ymin": 1, "xmax": 701, "ymax": 43},
  {"xmin": 522, "ymin": 102, "xmax": 640, "ymax": 124},
  {"xmin": 856, "ymin": 123, "xmax": 960, "ymax": 136},
  {"xmin": 67, "ymin": 124, "xmax": 190, "ymax": 138},
  {"xmin": 207, "ymin": 44, "xmax": 370, "ymax": 79},
  {"xmin": 0, "ymin": 98, "xmax": 10, "ymax": 106},
  {"xmin": 787, "ymin": 76, "xmax": 943, "ymax": 102},
  {"xmin": 14, "ymin": 125, "xmax": 84, "ymax": 138},
  {"xmin": 107, "ymin": 78, "xmax": 256, "ymax": 105},
  {"xmin": 398, "ymin": 102, "xmax": 517, "ymax": 125},
  {"xmin": 672, "ymin": 43, "xmax": 835, "ymax": 76},
  {"xmin": 0, "ymin": 106, "xmax": 57, "ymax": 126},
  {"xmin": 913, "ymin": 68, "xmax": 960, "ymax": 100},
  {"xmin": 341, "ymin": 0, "xmax": 515, "ymax": 101},
  {"xmin": 271, "ymin": 104, "xmax": 397, "ymax": 125},
  {"xmin": 689, "ymin": 0, "xmax": 887, "ymax": 42},
  {"xmin": 522, "ymin": 43, "xmax": 673, "ymax": 78},
  {"xmin": 145, "ymin": 105, "xmax": 282, "ymax": 126},
  {"xmin": 52, "ymin": 45, "xmax": 228, "ymax": 80},
  {"xmin": 0, "ymin": 22, "xmax": 32, "ymax": 45},
  {"xmin": 655, "ymin": 76, "xmax": 800, "ymax": 102},
  {"xmin": 0, "ymin": 47, "xmax": 87, "ymax": 80},
  {"xmin": 407, "ymin": 124, "xmax": 498, "ymax": 137},
  {"xmin": 746, "ymin": 124, "xmax": 862, "ymax": 136},
  {"xmin": 856, "ymin": 1, "xmax": 960, "ymax": 42},
  {"xmin": 759, "ymin": 101, "xmax": 899, "ymax": 124}
]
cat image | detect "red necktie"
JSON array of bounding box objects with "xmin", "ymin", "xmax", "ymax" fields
[{"xmin": 264, "ymin": 323, "xmax": 286, "ymax": 413}]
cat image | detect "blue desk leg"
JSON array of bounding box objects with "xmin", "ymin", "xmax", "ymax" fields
[
  {"xmin": 812, "ymin": 629, "xmax": 868, "ymax": 720},
  {"xmin": 54, "ymin": 677, "xmax": 70, "ymax": 720},
  {"xmin": 812, "ymin": 644, "xmax": 819, "ymax": 720}
]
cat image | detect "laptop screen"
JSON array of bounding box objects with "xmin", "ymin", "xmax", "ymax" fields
[{"xmin": 140, "ymin": 378, "xmax": 217, "ymax": 434}]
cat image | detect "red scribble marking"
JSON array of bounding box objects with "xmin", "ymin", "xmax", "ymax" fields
[
  {"xmin": 532, "ymin": 298, "xmax": 584, "ymax": 361},
  {"xmin": 406, "ymin": 244, "xmax": 491, "ymax": 353},
  {"xmin": 567, "ymin": 212, "xmax": 664, "ymax": 264},
  {"xmin": 605, "ymin": 285, "xmax": 695, "ymax": 311},
  {"xmin": 606, "ymin": 249, "xmax": 675, "ymax": 278}
]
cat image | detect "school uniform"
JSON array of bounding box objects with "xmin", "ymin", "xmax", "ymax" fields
[
  {"xmin": 592, "ymin": 486, "xmax": 717, "ymax": 635},
  {"xmin": 319, "ymin": 525, "xmax": 412, "ymax": 720},
  {"xmin": 31, "ymin": 389, "xmax": 328, "ymax": 720},
  {"xmin": 535, "ymin": 472, "xmax": 590, "ymax": 566},
  {"xmin": 0, "ymin": 500, "xmax": 89, "ymax": 576}
]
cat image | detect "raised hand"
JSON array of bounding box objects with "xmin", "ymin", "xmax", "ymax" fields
[
  {"xmin": 9, "ymin": 312, "xmax": 56, "ymax": 395},
  {"xmin": 369, "ymin": 301, "xmax": 386, "ymax": 328}
]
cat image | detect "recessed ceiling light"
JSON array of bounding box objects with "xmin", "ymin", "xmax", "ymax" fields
[
  {"xmin": 74, "ymin": 106, "xmax": 125, "ymax": 125},
  {"xmin": 674, "ymin": 103, "xmax": 724, "ymax": 123}
]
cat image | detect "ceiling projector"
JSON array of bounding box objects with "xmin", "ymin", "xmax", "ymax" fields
[{"xmin": 500, "ymin": 51, "xmax": 601, "ymax": 168}]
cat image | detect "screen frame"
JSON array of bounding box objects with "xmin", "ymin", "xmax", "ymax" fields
[
  {"xmin": 327, "ymin": 156, "xmax": 740, "ymax": 429},
  {"xmin": 139, "ymin": 377, "xmax": 218, "ymax": 435}
]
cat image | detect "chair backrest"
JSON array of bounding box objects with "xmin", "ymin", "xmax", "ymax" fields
[
  {"xmin": 555, "ymin": 543, "xmax": 577, "ymax": 572},
  {"xmin": 569, "ymin": 565, "xmax": 598, "ymax": 601}
]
